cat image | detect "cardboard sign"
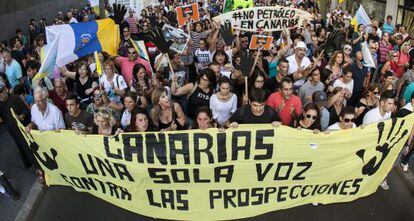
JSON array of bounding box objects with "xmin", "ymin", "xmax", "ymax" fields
[
  {"xmin": 213, "ymin": 6, "xmax": 313, "ymax": 32},
  {"xmin": 162, "ymin": 24, "xmax": 190, "ymax": 53},
  {"xmin": 249, "ymin": 35, "xmax": 273, "ymax": 50},
  {"xmin": 175, "ymin": 3, "xmax": 200, "ymax": 27}
]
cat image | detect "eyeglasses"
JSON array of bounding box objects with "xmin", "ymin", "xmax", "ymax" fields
[
  {"xmin": 201, "ymin": 77, "xmax": 209, "ymax": 82},
  {"xmin": 255, "ymin": 80, "xmax": 264, "ymax": 83},
  {"xmin": 306, "ymin": 114, "xmax": 317, "ymax": 120},
  {"xmin": 344, "ymin": 118, "xmax": 355, "ymax": 123},
  {"xmin": 373, "ymin": 91, "xmax": 379, "ymax": 95},
  {"xmin": 344, "ymin": 48, "xmax": 352, "ymax": 51},
  {"xmin": 94, "ymin": 94, "xmax": 102, "ymax": 98}
]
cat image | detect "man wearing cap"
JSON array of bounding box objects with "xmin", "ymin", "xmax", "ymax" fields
[
  {"xmin": 286, "ymin": 41, "xmax": 314, "ymax": 90},
  {"xmin": 312, "ymin": 91, "xmax": 330, "ymax": 131},
  {"xmin": 0, "ymin": 81, "xmax": 34, "ymax": 169}
]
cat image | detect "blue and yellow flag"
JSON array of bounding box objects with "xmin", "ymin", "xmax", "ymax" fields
[{"xmin": 34, "ymin": 34, "xmax": 60, "ymax": 80}]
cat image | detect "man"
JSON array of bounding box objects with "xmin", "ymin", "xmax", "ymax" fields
[
  {"xmin": 49, "ymin": 78, "xmax": 68, "ymax": 115},
  {"xmin": 362, "ymin": 91, "xmax": 395, "ymax": 191},
  {"xmin": 266, "ymin": 77, "xmax": 302, "ymax": 126},
  {"xmin": 286, "ymin": 41, "xmax": 313, "ymax": 90},
  {"xmin": 125, "ymin": 9, "xmax": 139, "ymax": 37},
  {"xmin": 24, "ymin": 60, "xmax": 54, "ymax": 93},
  {"xmin": 349, "ymin": 51, "xmax": 369, "ymax": 106},
  {"xmin": 116, "ymin": 45, "xmax": 152, "ymax": 87},
  {"xmin": 327, "ymin": 106, "xmax": 357, "ymax": 131},
  {"xmin": 312, "ymin": 91, "xmax": 330, "ymax": 131},
  {"xmin": 118, "ymin": 26, "xmax": 133, "ymax": 57},
  {"xmin": 368, "ymin": 26, "xmax": 380, "ymax": 43},
  {"xmin": 65, "ymin": 93, "xmax": 93, "ymax": 134},
  {"xmin": 67, "ymin": 11, "xmax": 78, "ymax": 23},
  {"xmin": 382, "ymin": 15, "xmax": 394, "ymax": 35},
  {"xmin": 0, "ymin": 81, "xmax": 34, "ymax": 169},
  {"xmin": 299, "ymin": 68, "xmax": 324, "ymax": 105},
  {"xmin": 227, "ymin": 88, "xmax": 280, "ymax": 127},
  {"xmin": 26, "ymin": 87, "xmax": 65, "ymax": 132},
  {"xmin": 398, "ymin": 92, "xmax": 414, "ymax": 172},
  {"xmin": 2, "ymin": 48, "xmax": 22, "ymax": 92},
  {"xmin": 264, "ymin": 57, "xmax": 289, "ymax": 93}
]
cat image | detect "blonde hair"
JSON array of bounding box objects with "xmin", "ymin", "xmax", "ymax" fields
[
  {"xmin": 150, "ymin": 87, "xmax": 170, "ymax": 127},
  {"xmin": 94, "ymin": 108, "xmax": 116, "ymax": 127},
  {"xmin": 328, "ymin": 51, "xmax": 344, "ymax": 67}
]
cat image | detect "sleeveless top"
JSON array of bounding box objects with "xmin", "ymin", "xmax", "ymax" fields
[
  {"xmin": 158, "ymin": 107, "xmax": 186, "ymax": 130},
  {"xmin": 187, "ymin": 86, "xmax": 212, "ymax": 119},
  {"xmin": 75, "ymin": 73, "xmax": 95, "ymax": 100}
]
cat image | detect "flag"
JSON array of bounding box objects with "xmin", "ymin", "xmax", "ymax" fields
[
  {"xmin": 351, "ymin": 5, "xmax": 371, "ymax": 32},
  {"xmin": 88, "ymin": 0, "xmax": 99, "ymax": 7},
  {"xmin": 339, "ymin": 0, "xmax": 344, "ymax": 4},
  {"xmin": 130, "ymin": 39, "xmax": 153, "ymax": 74},
  {"xmin": 94, "ymin": 51, "xmax": 102, "ymax": 76},
  {"xmin": 224, "ymin": 0, "xmax": 253, "ymax": 13},
  {"xmin": 34, "ymin": 35, "xmax": 60, "ymax": 80},
  {"xmin": 45, "ymin": 19, "xmax": 119, "ymax": 68},
  {"xmin": 361, "ymin": 42, "xmax": 376, "ymax": 68}
]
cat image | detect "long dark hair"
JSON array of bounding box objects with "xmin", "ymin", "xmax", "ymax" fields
[
  {"xmin": 192, "ymin": 106, "xmax": 214, "ymax": 129},
  {"xmin": 129, "ymin": 107, "xmax": 151, "ymax": 132}
]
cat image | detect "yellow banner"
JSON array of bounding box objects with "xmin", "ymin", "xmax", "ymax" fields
[{"xmin": 16, "ymin": 114, "xmax": 414, "ymax": 220}]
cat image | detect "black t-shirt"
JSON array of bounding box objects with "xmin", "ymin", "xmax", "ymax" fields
[
  {"xmin": 64, "ymin": 110, "xmax": 94, "ymax": 132},
  {"xmin": 264, "ymin": 77, "xmax": 282, "ymax": 93},
  {"xmin": 75, "ymin": 73, "xmax": 96, "ymax": 100},
  {"xmin": 0, "ymin": 94, "xmax": 30, "ymax": 127},
  {"xmin": 229, "ymin": 105, "xmax": 280, "ymax": 124}
]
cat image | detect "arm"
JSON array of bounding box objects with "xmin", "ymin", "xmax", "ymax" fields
[
  {"xmin": 174, "ymin": 102, "xmax": 187, "ymax": 127},
  {"xmin": 59, "ymin": 66, "xmax": 76, "ymax": 80},
  {"xmin": 85, "ymin": 81, "xmax": 98, "ymax": 96},
  {"xmin": 208, "ymin": 27, "xmax": 219, "ymax": 53},
  {"xmin": 138, "ymin": 95, "xmax": 148, "ymax": 109},
  {"xmin": 171, "ymin": 81, "xmax": 194, "ymax": 97}
]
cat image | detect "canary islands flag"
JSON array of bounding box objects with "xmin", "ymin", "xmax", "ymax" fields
[
  {"xmin": 351, "ymin": 5, "xmax": 371, "ymax": 32},
  {"xmin": 45, "ymin": 18, "xmax": 119, "ymax": 67},
  {"xmin": 34, "ymin": 34, "xmax": 60, "ymax": 80},
  {"xmin": 130, "ymin": 39, "xmax": 153, "ymax": 74}
]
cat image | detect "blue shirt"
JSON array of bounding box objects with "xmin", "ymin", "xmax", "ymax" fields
[
  {"xmin": 403, "ymin": 83, "xmax": 414, "ymax": 103},
  {"xmin": 5, "ymin": 59, "xmax": 22, "ymax": 89},
  {"xmin": 350, "ymin": 62, "xmax": 368, "ymax": 93},
  {"xmin": 382, "ymin": 23, "xmax": 394, "ymax": 34}
]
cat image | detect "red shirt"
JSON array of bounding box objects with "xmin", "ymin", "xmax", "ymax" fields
[
  {"xmin": 49, "ymin": 90, "xmax": 67, "ymax": 115},
  {"xmin": 266, "ymin": 92, "xmax": 302, "ymax": 126}
]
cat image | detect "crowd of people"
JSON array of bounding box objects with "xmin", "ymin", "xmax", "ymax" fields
[{"xmin": 0, "ymin": 0, "xmax": 414, "ymax": 199}]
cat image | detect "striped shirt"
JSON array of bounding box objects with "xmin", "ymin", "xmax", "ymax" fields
[
  {"xmin": 191, "ymin": 31, "xmax": 207, "ymax": 53},
  {"xmin": 126, "ymin": 17, "xmax": 138, "ymax": 34},
  {"xmin": 378, "ymin": 41, "xmax": 393, "ymax": 64}
]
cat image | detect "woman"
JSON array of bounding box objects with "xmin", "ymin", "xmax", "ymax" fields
[
  {"xmin": 394, "ymin": 41, "xmax": 411, "ymax": 79},
  {"xmin": 212, "ymin": 49, "xmax": 232, "ymax": 78},
  {"xmin": 130, "ymin": 63, "xmax": 153, "ymax": 101},
  {"xmin": 99, "ymin": 59, "xmax": 127, "ymax": 111},
  {"xmin": 210, "ymin": 76, "xmax": 238, "ymax": 127},
  {"xmin": 327, "ymin": 87, "xmax": 346, "ymax": 126},
  {"xmin": 322, "ymin": 51, "xmax": 344, "ymax": 90},
  {"xmin": 150, "ymin": 87, "xmax": 187, "ymax": 131},
  {"xmin": 191, "ymin": 106, "xmax": 216, "ymax": 130},
  {"xmin": 333, "ymin": 68, "xmax": 354, "ymax": 100},
  {"xmin": 342, "ymin": 45, "xmax": 354, "ymax": 66},
  {"xmin": 292, "ymin": 103, "xmax": 321, "ymax": 130},
  {"xmin": 171, "ymin": 69, "xmax": 216, "ymax": 120},
  {"xmin": 378, "ymin": 32, "xmax": 393, "ymax": 66},
  {"xmin": 92, "ymin": 108, "xmax": 119, "ymax": 135},
  {"xmin": 265, "ymin": 43, "xmax": 290, "ymax": 78},
  {"xmin": 355, "ymin": 84, "xmax": 380, "ymax": 126},
  {"xmin": 194, "ymin": 38, "xmax": 213, "ymax": 74},
  {"xmin": 60, "ymin": 61, "xmax": 98, "ymax": 108},
  {"xmin": 127, "ymin": 107, "xmax": 152, "ymax": 132},
  {"xmin": 120, "ymin": 91, "xmax": 147, "ymax": 129},
  {"xmin": 381, "ymin": 51, "xmax": 399, "ymax": 79},
  {"xmin": 86, "ymin": 88, "xmax": 120, "ymax": 122},
  {"xmin": 243, "ymin": 71, "xmax": 270, "ymax": 105}
]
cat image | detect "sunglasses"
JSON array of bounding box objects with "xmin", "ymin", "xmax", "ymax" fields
[
  {"xmin": 345, "ymin": 48, "xmax": 352, "ymax": 51},
  {"xmin": 373, "ymin": 91, "xmax": 379, "ymax": 95},
  {"xmin": 344, "ymin": 118, "xmax": 355, "ymax": 123},
  {"xmin": 129, "ymin": 51, "xmax": 138, "ymax": 55},
  {"xmin": 94, "ymin": 94, "xmax": 102, "ymax": 98},
  {"xmin": 306, "ymin": 114, "xmax": 317, "ymax": 120}
]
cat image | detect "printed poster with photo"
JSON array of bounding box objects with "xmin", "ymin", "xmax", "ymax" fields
[
  {"xmin": 162, "ymin": 24, "xmax": 190, "ymax": 53},
  {"xmin": 249, "ymin": 35, "xmax": 273, "ymax": 50},
  {"xmin": 175, "ymin": 3, "xmax": 200, "ymax": 26}
]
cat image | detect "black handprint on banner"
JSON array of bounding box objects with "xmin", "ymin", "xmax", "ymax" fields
[
  {"xmin": 17, "ymin": 122, "xmax": 59, "ymax": 171},
  {"xmin": 112, "ymin": 3, "xmax": 127, "ymax": 25},
  {"xmin": 356, "ymin": 118, "xmax": 408, "ymax": 176}
]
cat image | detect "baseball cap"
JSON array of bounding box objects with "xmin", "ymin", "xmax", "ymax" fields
[
  {"xmin": 295, "ymin": 41, "xmax": 307, "ymax": 50},
  {"xmin": 312, "ymin": 91, "xmax": 328, "ymax": 107}
]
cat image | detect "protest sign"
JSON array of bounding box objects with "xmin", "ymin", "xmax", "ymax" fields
[
  {"xmin": 213, "ymin": 6, "xmax": 313, "ymax": 32},
  {"xmin": 175, "ymin": 3, "xmax": 200, "ymax": 27},
  {"xmin": 15, "ymin": 112, "xmax": 414, "ymax": 220},
  {"xmin": 224, "ymin": 0, "xmax": 254, "ymax": 13},
  {"xmin": 162, "ymin": 24, "xmax": 190, "ymax": 53},
  {"xmin": 249, "ymin": 35, "xmax": 274, "ymax": 50}
]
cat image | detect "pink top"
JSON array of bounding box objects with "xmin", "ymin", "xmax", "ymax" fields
[
  {"xmin": 117, "ymin": 57, "xmax": 151, "ymax": 86},
  {"xmin": 266, "ymin": 92, "xmax": 302, "ymax": 126}
]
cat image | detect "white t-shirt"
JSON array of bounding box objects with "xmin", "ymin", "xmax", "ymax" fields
[
  {"xmin": 31, "ymin": 102, "xmax": 65, "ymax": 131},
  {"xmin": 362, "ymin": 107, "xmax": 391, "ymax": 125},
  {"xmin": 286, "ymin": 54, "xmax": 311, "ymax": 88},
  {"xmin": 327, "ymin": 122, "xmax": 356, "ymax": 131},
  {"xmin": 121, "ymin": 109, "xmax": 131, "ymax": 129},
  {"xmin": 333, "ymin": 79, "xmax": 354, "ymax": 94},
  {"xmin": 210, "ymin": 93, "xmax": 238, "ymax": 126},
  {"xmin": 99, "ymin": 73, "xmax": 128, "ymax": 103}
]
